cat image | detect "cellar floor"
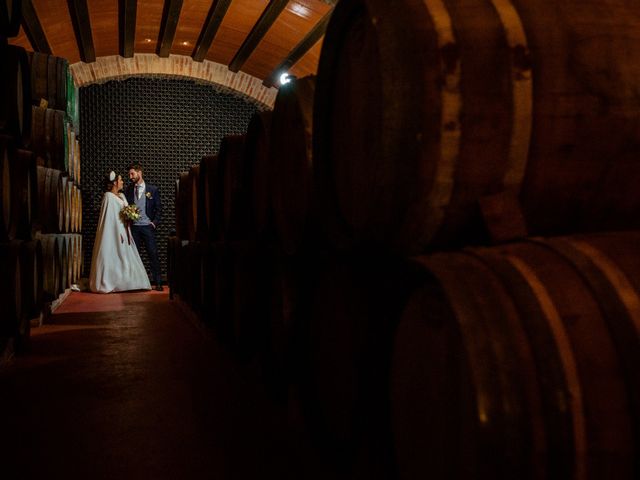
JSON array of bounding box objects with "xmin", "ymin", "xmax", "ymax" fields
[{"xmin": 0, "ymin": 290, "xmax": 354, "ymax": 479}]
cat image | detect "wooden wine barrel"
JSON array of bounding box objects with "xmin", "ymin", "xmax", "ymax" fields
[
  {"xmin": 59, "ymin": 233, "xmax": 80, "ymax": 284},
  {"xmin": 11, "ymin": 149, "xmax": 38, "ymax": 240},
  {"xmin": 299, "ymin": 252, "xmax": 413, "ymax": 465},
  {"xmin": 70, "ymin": 184, "xmax": 79, "ymax": 233},
  {"xmin": 30, "ymin": 106, "xmax": 66, "ymax": 170},
  {"xmin": 187, "ymin": 165, "xmax": 200, "ymax": 242},
  {"xmin": 0, "ymin": 241, "xmax": 24, "ymax": 343},
  {"xmin": 55, "ymin": 232, "xmax": 69, "ymax": 291},
  {"xmin": 0, "ymin": 0, "xmax": 21, "ymax": 37},
  {"xmin": 199, "ymin": 154, "xmax": 223, "ymax": 241},
  {"xmin": 29, "ymin": 106, "xmax": 46, "ymax": 157},
  {"xmin": 166, "ymin": 236, "xmax": 180, "ymax": 299},
  {"xmin": 28, "ymin": 52, "xmax": 68, "ymax": 110},
  {"xmin": 59, "ymin": 176, "xmax": 72, "ymax": 233},
  {"xmin": 261, "ymin": 250, "xmax": 304, "ymax": 401},
  {"xmin": 246, "ymin": 110, "xmax": 273, "ymax": 239},
  {"xmin": 0, "ymin": 44, "xmax": 32, "ymax": 146},
  {"xmin": 46, "ymin": 108, "xmax": 65, "ymax": 170},
  {"xmin": 36, "ymin": 233, "xmax": 60, "ymax": 300},
  {"xmin": 76, "ymin": 187, "xmax": 82, "ymax": 232},
  {"xmin": 198, "ymin": 241, "xmax": 216, "ymax": 323},
  {"xmin": 314, "ymin": 0, "xmax": 640, "ymax": 254},
  {"xmin": 213, "ymin": 242, "xmax": 233, "ymax": 343},
  {"xmin": 0, "ymin": 135, "xmax": 14, "ymax": 241},
  {"xmin": 175, "ymin": 172, "xmax": 191, "ymax": 240},
  {"xmin": 66, "ymin": 123, "xmax": 74, "ymax": 180},
  {"xmin": 391, "ymin": 231, "xmax": 640, "ymax": 480},
  {"xmin": 220, "ymin": 135, "xmax": 249, "ymax": 240},
  {"xmin": 19, "ymin": 239, "xmax": 43, "ymax": 320},
  {"xmin": 36, "ymin": 166, "xmax": 63, "ymax": 233},
  {"xmin": 227, "ymin": 240, "xmax": 270, "ymax": 360},
  {"xmin": 270, "ymin": 76, "xmax": 316, "ymax": 255},
  {"xmin": 73, "ymin": 138, "xmax": 80, "ymax": 185}
]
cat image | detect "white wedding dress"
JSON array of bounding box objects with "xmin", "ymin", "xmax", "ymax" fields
[{"xmin": 89, "ymin": 192, "xmax": 151, "ymax": 293}]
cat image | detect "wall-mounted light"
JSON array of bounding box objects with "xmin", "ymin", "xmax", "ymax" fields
[{"xmin": 279, "ymin": 72, "xmax": 294, "ymax": 85}]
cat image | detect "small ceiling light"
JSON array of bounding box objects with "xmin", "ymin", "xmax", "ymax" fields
[
  {"xmin": 181, "ymin": 41, "xmax": 189, "ymax": 46},
  {"xmin": 288, "ymin": 3, "xmax": 311, "ymax": 18},
  {"xmin": 279, "ymin": 72, "xmax": 293, "ymax": 85},
  {"xmin": 144, "ymin": 38, "xmax": 152, "ymax": 43}
]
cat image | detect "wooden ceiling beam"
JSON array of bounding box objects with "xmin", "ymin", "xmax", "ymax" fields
[
  {"xmin": 191, "ymin": 0, "xmax": 232, "ymax": 62},
  {"xmin": 21, "ymin": 0, "xmax": 52, "ymax": 54},
  {"xmin": 156, "ymin": 0, "xmax": 183, "ymax": 57},
  {"xmin": 67, "ymin": 0, "xmax": 95, "ymax": 62},
  {"xmin": 119, "ymin": 0, "xmax": 137, "ymax": 58},
  {"xmin": 228, "ymin": 0, "xmax": 288, "ymax": 73},
  {"xmin": 263, "ymin": 7, "xmax": 334, "ymax": 87}
]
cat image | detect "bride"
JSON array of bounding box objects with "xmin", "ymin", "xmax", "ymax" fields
[{"xmin": 89, "ymin": 171, "xmax": 152, "ymax": 293}]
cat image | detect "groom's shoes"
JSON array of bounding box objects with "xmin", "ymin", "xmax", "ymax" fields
[{"xmin": 154, "ymin": 285, "xmax": 163, "ymax": 291}]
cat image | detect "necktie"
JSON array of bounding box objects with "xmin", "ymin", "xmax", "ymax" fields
[{"xmin": 135, "ymin": 185, "xmax": 139, "ymax": 199}]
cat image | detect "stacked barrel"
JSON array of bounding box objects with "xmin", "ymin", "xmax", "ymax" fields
[
  {"xmin": 1, "ymin": 13, "xmax": 81, "ymax": 355},
  {"xmin": 29, "ymin": 51, "xmax": 83, "ymax": 302},
  {"xmin": 171, "ymin": 1, "xmax": 640, "ymax": 478}
]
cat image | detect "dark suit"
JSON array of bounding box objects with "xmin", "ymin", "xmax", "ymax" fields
[{"xmin": 124, "ymin": 183, "xmax": 162, "ymax": 286}]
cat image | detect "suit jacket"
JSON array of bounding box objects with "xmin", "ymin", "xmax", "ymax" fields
[{"xmin": 124, "ymin": 182, "xmax": 162, "ymax": 226}]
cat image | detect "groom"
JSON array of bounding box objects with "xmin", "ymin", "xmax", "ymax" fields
[{"xmin": 125, "ymin": 163, "xmax": 163, "ymax": 291}]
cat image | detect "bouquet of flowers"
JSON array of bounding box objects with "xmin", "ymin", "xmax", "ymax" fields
[{"xmin": 120, "ymin": 204, "xmax": 140, "ymax": 223}]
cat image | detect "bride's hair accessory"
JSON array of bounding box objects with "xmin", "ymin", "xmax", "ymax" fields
[{"xmin": 109, "ymin": 171, "xmax": 116, "ymax": 182}]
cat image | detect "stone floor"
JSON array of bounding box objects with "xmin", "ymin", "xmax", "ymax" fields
[{"xmin": 0, "ymin": 290, "xmax": 354, "ymax": 479}]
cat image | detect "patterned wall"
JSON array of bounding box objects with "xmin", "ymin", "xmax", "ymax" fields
[{"xmin": 80, "ymin": 76, "xmax": 260, "ymax": 279}]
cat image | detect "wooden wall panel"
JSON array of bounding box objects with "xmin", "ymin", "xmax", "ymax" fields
[
  {"xmin": 243, "ymin": 0, "xmax": 330, "ymax": 80},
  {"xmin": 87, "ymin": 0, "xmax": 119, "ymax": 58},
  {"xmin": 7, "ymin": 26, "xmax": 32, "ymax": 51},
  {"xmin": 205, "ymin": 0, "xmax": 266, "ymax": 67},
  {"xmin": 289, "ymin": 36, "xmax": 323, "ymax": 79},
  {"xmin": 135, "ymin": 0, "xmax": 164, "ymax": 53},
  {"xmin": 32, "ymin": 0, "xmax": 81, "ymax": 63},
  {"xmin": 170, "ymin": 0, "xmax": 209, "ymax": 57}
]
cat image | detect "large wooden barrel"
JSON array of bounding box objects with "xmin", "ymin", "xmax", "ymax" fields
[
  {"xmin": 199, "ymin": 154, "xmax": 223, "ymax": 241},
  {"xmin": 227, "ymin": 240, "xmax": 271, "ymax": 360},
  {"xmin": 212, "ymin": 241, "xmax": 233, "ymax": 342},
  {"xmin": 246, "ymin": 111, "xmax": 273, "ymax": 239},
  {"xmin": 0, "ymin": 135, "xmax": 14, "ymax": 241},
  {"xmin": 392, "ymin": 231, "xmax": 640, "ymax": 480},
  {"xmin": 261, "ymin": 250, "xmax": 307, "ymax": 400},
  {"xmin": 29, "ymin": 106, "xmax": 66, "ymax": 170},
  {"xmin": 36, "ymin": 166, "xmax": 63, "ymax": 233},
  {"xmin": 298, "ymin": 252, "xmax": 413, "ymax": 467},
  {"xmin": 187, "ymin": 165, "xmax": 200, "ymax": 242},
  {"xmin": 36, "ymin": 233, "xmax": 61, "ymax": 300},
  {"xmin": 73, "ymin": 138, "xmax": 80, "ymax": 184},
  {"xmin": 221, "ymin": 135, "xmax": 249, "ymax": 240},
  {"xmin": 0, "ymin": 241, "xmax": 24, "ymax": 345},
  {"xmin": 27, "ymin": 52, "xmax": 69, "ymax": 111},
  {"xmin": 19, "ymin": 239, "xmax": 43, "ymax": 320},
  {"xmin": 56, "ymin": 232, "xmax": 69, "ymax": 291},
  {"xmin": 60, "ymin": 233, "xmax": 80, "ymax": 284},
  {"xmin": 314, "ymin": 0, "xmax": 640, "ymax": 254},
  {"xmin": 70, "ymin": 184, "xmax": 81, "ymax": 233},
  {"xmin": 59, "ymin": 176, "xmax": 72, "ymax": 233},
  {"xmin": 0, "ymin": 45, "xmax": 32, "ymax": 146},
  {"xmin": 0, "ymin": 0, "xmax": 21, "ymax": 37},
  {"xmin": 175, "ymin": 171, "xmax": 191, "ymax": 240},
  {"xmin": 167, "ymin": 235, "xmax": 181, "ymax": 299},
  {"xmin": 270, "ymin": 76, "xmax": 316, "ymax": 255},
  {"xmin": 11, "ymin": 149, "xmax": 38, "ymax": 240}
]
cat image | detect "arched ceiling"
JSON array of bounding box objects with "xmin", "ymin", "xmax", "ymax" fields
[{"xmin": 9, "ymin": 0, "xmax": 335, "ymax": 94}]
